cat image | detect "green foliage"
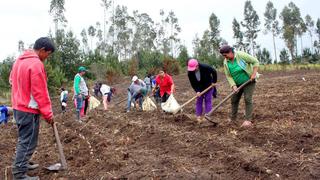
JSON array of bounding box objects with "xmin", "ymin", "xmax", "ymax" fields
[
  {"xmin": 232, "ymin": 18, "xmax": 246, "ymax": 51},
  {"xmin": 280, "ymin": 2, "xmax": 304, "ymax": 61},
  {"xmin": 163, "ymin": 57, "xmax": 180, "ymax": 75},
  {"xmin": 256, "ymin": 48, "xmax": 272, "ymax": 64},
  {"xmin": 241, "ymin": 0, "xmax": 260, "ymax": 54},
  {"xmin": 264, "ymin": 1, "xmax": 280, "ymax": 62},
  {"xmin": 49, "ymin": 30, "xmax": 82, "ymax": 80},
  {"xmin": 177, "ymin": 45, "xmax": 189, "ymax": 68},
  {"xmin": 259, "ymin": 64, "xmax": 320, "ymax": 72},
  {"xmin": 209, "ymin": 12, "xmax": 221, "ymax": 51},
  {"xmin": 44, "ymin": 61, "xmax": 66, "ymax": 93},
  {"xmin": 0, "ymin": 57, "xmax": 14, "ymax": 93},
  {"xmin": 279, "ymin": 48, "xmax": 290, "ymax": 64}
]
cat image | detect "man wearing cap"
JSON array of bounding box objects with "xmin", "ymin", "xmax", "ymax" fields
[
  {"xmin": 219, "ymin": 45, "xmax": 259, "ymax": 127},
  {"xmin": 187, "ymin": 59, "xmax": 217, "ymax": 123},
  {"xmin": 127, "ymin": 75, "xmax": 147, "ymax": 112},
  {"xmin": 73, "ymin": 66, "xmax": 89, "ymax": 121}
]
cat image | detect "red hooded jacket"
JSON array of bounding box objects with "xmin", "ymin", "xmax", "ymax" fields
[{"xmin": 10, "ymin": 50, "xmax": 53, "ymax": 120}]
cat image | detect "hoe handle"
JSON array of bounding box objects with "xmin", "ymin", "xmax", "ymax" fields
[
  {"xmin": 205, "ymin": 80, "xmax": 251, "ymax": 118},
  {"xmin": 53, "ymin": 122, "xmax": 68, "ymax": 170},
  {"xmin": 173, "ymin": 84, "xmax": 216, "ymax": 114}
]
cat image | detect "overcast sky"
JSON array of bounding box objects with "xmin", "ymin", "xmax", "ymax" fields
[{"xmin": 0, "ymin": 0, "xmax": 319, "ymax": 61}]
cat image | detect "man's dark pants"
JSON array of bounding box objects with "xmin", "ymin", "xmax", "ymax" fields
[{"xmin": 12, "ymin": 110, "xmax": 40, "ymax": 178}]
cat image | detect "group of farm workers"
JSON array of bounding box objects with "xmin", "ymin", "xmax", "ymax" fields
[{"xmin": 7, "ymin": 36, "xmax": 259, "ymax": 179}]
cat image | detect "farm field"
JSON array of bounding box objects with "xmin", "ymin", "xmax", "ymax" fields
[{"xmin": 1, "ymin": 70, "xmax": 320, "ymax": 179}]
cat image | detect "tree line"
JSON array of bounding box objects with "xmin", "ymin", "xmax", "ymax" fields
[{"xmin": 1, "ymin": 0, "xmax": 320, "ymax": 94}]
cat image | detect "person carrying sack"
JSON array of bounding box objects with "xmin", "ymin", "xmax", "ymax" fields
[
  {"xmin": 127, "ymin": 75, "xmax": 147, "ymax": 112},
  {"xmin": 99, "ymin": 83, "xmax": 115, "ymax": 111},
  {"xmin": 60, "ymin": 87, "xmax": 68, "ymax": 113},
  {"xmin": 152, "ymin": 70, "xmax": 175, "ymax": 103}
]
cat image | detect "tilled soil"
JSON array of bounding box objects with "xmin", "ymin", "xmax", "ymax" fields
[{"xmin": 1, "ymin": 70, "xmax": 320, "ymax": 179}]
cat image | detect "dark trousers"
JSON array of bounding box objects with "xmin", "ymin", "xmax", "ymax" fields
[
  {"xmin": 84, "ymin": 98, "xmax": 89, "ymax": 115},
  {"xmin": 161, "ymin": 92, "xmax": 170, "ymax": 103},
  {"xmin": 231, "ymin": 81, "xmax": 256, "ymax": 120},
  {"xmin": 12, "ymin": 110, "xmax": 40, "ymax": 178}
]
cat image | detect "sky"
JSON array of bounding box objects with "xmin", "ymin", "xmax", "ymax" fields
[{"xmin": 0, "ymin": 0, "xmax": 319, "ymax": 61}]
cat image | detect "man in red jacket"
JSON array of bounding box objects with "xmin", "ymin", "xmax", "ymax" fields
[{"xmin": 10, "ymin": 37, "xmax": 55, "ymax": 180}]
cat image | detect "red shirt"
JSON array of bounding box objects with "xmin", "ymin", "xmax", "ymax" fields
[
  {"xmin": 155, "ymin": 74, "xmax": 173, "ymax": 97},
  {"xmin": 10, "ymin": 50, "xmax": 53, "ymax": 120}
]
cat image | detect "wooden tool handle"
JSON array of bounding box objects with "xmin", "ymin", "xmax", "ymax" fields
[
  {"xmin": 53, "ymin": 123, "xmax": 68, "ymax": 170},
  {"xmin": 205, "ymin": 80, "xmax": 251, "ymax": 117},
  {"xmin": 173, "ymin": 83, "xmax": 216, "ymax": 114}
]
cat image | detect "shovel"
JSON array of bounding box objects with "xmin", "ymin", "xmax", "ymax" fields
[
  {"xmin": 204, "ymin": 80, "xmax": 251, "ymax": 124},
  {"xmin": 46, "ymin": 122, "xmax": 67, "ymax": 171},
  {"xmin": 172, "ymin": 84, "xmax": 216, "ymax": 114}
]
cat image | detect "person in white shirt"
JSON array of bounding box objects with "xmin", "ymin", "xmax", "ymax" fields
[
  {"xmin": 99, "ymin": 83, "xmax": 114, "ymax": 110},
  {"xmin": 60, "ymin": 88, "xmax": 68, "ymax": 113}
]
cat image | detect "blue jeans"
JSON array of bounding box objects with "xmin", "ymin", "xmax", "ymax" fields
[
  {"xmin": 76, "ymin": 95, "xmax": 83, "ymax": 111},
  {"xmin": 127, "ymin": 91, "xmax": 143, "ymax": 111},
  {"xmin": 12, "ymin": 110, "xmax": 40, "ymax": 178}
]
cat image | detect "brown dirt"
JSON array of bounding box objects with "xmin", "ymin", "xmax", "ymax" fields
[{"xmin": 1, "ymin": 70, "xmax": 320, "ymax": 180}]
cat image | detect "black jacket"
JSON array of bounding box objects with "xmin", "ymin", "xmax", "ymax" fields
[{"xmin": 188, "ymin": 63, "xmax": 217, "ymax": 92}]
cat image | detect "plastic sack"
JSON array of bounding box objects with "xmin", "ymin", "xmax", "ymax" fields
[
  {"xmin": 161, "ymin": 94, "xmax": 180, "ymax": 113},
  {"xmin": 89, "ymin": 96, "xmax": 101, "ymax": 110},
  {"xmin": 0, "ymin": 105, "xmax": 9, "ymax": 124},
  {"xmin": 142, "ymin": 97, "xmax": 157, "ymax": 111}
]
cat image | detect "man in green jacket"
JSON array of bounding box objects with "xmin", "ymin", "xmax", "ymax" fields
[
  {"xmin": 74, "ymin": 66, "xmax": 89, "ymax": 121},
  {"xmin": 219, "ymin": 45, "xmax": 259, "ymax": 127}
]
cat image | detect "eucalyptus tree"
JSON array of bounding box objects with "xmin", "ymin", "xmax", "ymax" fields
[
  {"xmin": 279, "ymin": 48, "xmax": 290, "ymax": 64},
  {"xmin": 305, "ymin": 15, "xmax": 315, "ymax": 52},
  {"xmin": 132, "ymin": 10, "xmax": 157, "ymax": 53},
  {"xmin": 280, "ymin": 2, "xmax": 305, "ymax": 61},
  {"xmin": 232, "ymin": 18, "xmax": 246, "ymax": 51},
  {"xmin": 156, "ymin": 10, "xmax": 170, "ymax": 56},
  {"xmin": 101, "ymin": 0, "xmax": 112, "ymax": 46},
  {"xmin": 264, "ymin": 1, "xmax": 280, "ymax": 62},
  {"xmin": 88, "ymin": 25, "xmax": 97, "ymax": 51},
  {"xmin": 95, "ymin": 22, "xmax": 105, "ymax": 53},
  {"xmin": 256, "ymin": 48, "xmax": 272, "ymax": 64},
  {"xmin": 315, "ymin": 18, "xmax": 320, "ymax": 52},
  {"xmin": 165, "ymin": 11, "xmax": 181, "ymax": 57},
  {"xmin": 112, "ymin": 5, "xmax": 133, "ymax": 60},
  {"xmin": 49, "ymin": 0, "xmax": 67, "ymax": 36},
  {"xmin": 241, "ymin": 0, "xmax": 260, "ymax": 55},
  {"xmin": 208, "ymin": 12, "xmax": 221, "ymax": 56},
  {"xmin": 80, "ymin": 29, "xmax": 89, "ymax": 53},
  {"xmin": 156, "ymin": 10, "xmax": 181, "ymax": 57},
  {"xmin": 192, "ymin": 34, "xmax": 201, "ymax": 58},
  {"xmin": 316, "ymin": 19, "xmax": 320, "ymax": 48},
  {"xmin": 18, "ymin": 40, "xmax": 25, "ymax": 54},
  {"xmin": 297, "ymin": 19, "xmax": 307, "ymax": 58},
  {"xmin": 177, "ymin": 45, "xmax": 189, "ymax": 68}
]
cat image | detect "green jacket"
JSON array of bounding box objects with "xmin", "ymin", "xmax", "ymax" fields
[
  {"xmin": 73, "ymin": 73, "xmax": 89, "ymax": 96},
  {"xmin": 223, "ymin": 51, "xmax": 260, "ymax": 87}
]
